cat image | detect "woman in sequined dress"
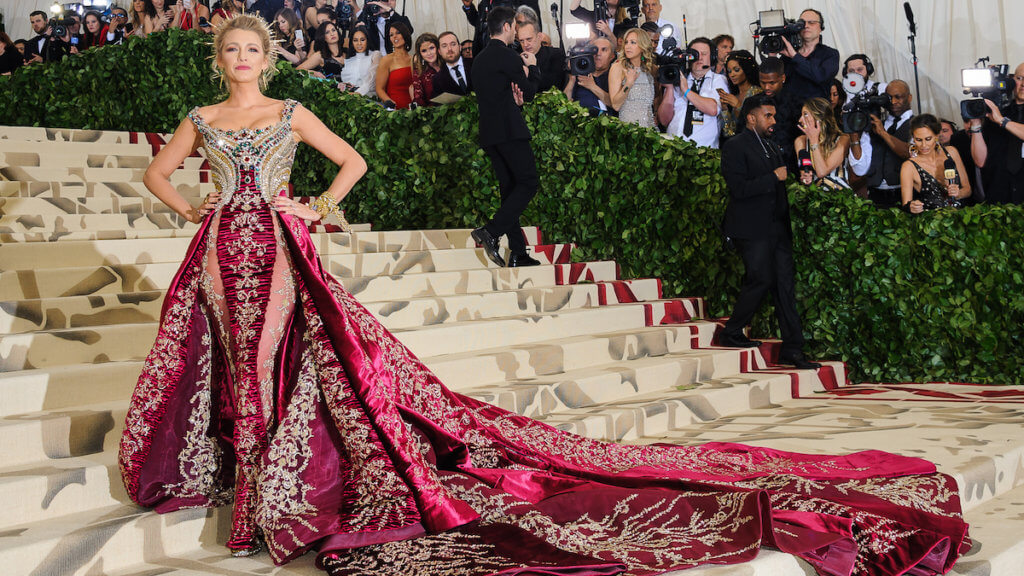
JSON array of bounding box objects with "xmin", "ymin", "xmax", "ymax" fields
[
  {"xmin": 121, "ymin": 14, "xmax": 969, "ymax": 576},
  {"xmin": 609, "ymin": 28, "xmax": 657, "ymax": 129},
  {"xmin": 900, "ymin": 114, "xmax": 971, "ymax": 213}
]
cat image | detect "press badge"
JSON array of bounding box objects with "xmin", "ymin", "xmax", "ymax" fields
[{"xmin": 692, "ymin": 110, "xmax": 705, "ymax": 125}]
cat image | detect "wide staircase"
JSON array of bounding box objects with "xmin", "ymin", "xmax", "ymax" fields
[{"xmin": 1, "ymin": 127, "xmax": 1022, "ymax": 576}]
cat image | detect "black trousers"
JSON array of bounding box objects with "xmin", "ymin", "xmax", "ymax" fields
[
  {"xmin": 483, "ymin": 140, "xmax": 538, "ymax": 255},
  {"xmin": 722, "ymin": 223, "xmax": 806, "ymax": 355}
]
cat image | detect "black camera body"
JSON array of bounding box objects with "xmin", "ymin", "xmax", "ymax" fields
[
  {"xmin": 654, "ymin": 38, "xmax": 696, "ymax": 86},
  {"xmin": 48, "ymin": 17, "xmax": 75, "ymax": 39},
  {"xmin": 960, "ymin": 63, "xmax": 1013, "ymax": 120},
  {"xmin": 754, "ymin": 10, "xmax": 804, "ymax": 55},
  {"xmin": 336, "ymin": 1, "xmax": 354, "ymax": 23},
  {"xmin": 841, "ymin": 88, "xmax": 892, "ymax": 134},
  {"xmin": 568, "ymin": 44, "xmax": 598, "ymax": 76}
]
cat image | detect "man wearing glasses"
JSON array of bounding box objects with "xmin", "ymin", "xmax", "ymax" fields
[
  {"xmin": 969, "ymin": 63, "xmax": 1024, "ymax": 204},
  {"xmin": 774, "ymin": 8, "xmax": 839, "ymax": 102},
  {"xmin": 105, "ymin": 7, "xmax": 131, "ymax": 45}
]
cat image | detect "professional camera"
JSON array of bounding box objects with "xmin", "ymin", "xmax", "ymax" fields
[
  {"xmin": 336, "ymin": 1, "xmax": 354, "ymax": 24},
  {"xmin": 655, "ymin": 35, "xmax": 697, "ymax": 86},
  {"xmin": 48, "ymin": 17, "xmax": 76, "ymax": 38},
  {"xmin": 754, "ymin": 9, "xmax": 804, "ymax": 55},
  {"xmin": 568, "ymin": 44, "xmax": 598, "ymax": 76},
  {"xmin": 840, "ymin": 76, "xmax": 892, "ymax": 133},
  {"xmin": 960, "ymin": 59, "xmax": 1013, "ymax": 120}
]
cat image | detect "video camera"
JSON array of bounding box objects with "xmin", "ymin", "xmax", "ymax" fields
[
  {"xmin": 654, "ymin": 31, "xmax": 697, "ymax": 86},
  {"xmin": 48, "ymin": 16, "xmax": 76, "ymax": 39},
  {"xmin": 565, "ymin": 22, "xmax": 597, "ymax": 76},
  {"xmin": 960, "ymin": 59, "xmax": 1013, "ymax": 120},
  {"xmin": 839, "ymin": 73, "xmax": 892, "ymax": 134},
  {"xmin": 336, "ymin": 0, "xmax": 354, "ymax": 28},
  {"xmin": 754, "ymin": 9, "xmax": 804, "ymax": 55}
]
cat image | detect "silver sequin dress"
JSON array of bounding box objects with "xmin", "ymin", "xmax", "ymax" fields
[{"xmin": 618, "ymin": 69, "xmax": 656, "ymax": 128}]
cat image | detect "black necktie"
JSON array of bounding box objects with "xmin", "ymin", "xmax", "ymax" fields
[
  {"xmin": 682, "ymin": 77, "xmax": 705, "ymax": 137},
  {"xmin": 454, "ymin": 65, "xmax": 467, "ymax": 91}
]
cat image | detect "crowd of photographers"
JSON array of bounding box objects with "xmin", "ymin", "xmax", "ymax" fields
[{"xmin": 4, "ymin": 0, "xmax": 1022, "ymax": 209}]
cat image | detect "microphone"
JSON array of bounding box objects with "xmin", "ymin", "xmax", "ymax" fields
[
  {"xmin": 798, "ymin": 149, "xmax": 814, "ymax": 177},
  {"xmin": 944, "ymin": 157, "xmax": 962, "ymax": 207},
  {"xmin": 943, "ymin": 157, "xmax": 959, "ymax": 186},
  {"xmin": 550, "ymin": 2, "xmax": 558, "ymax": 19},
  {"xmin": 904, "ymin": 2, "xmax": 916, "ymax": 35}
]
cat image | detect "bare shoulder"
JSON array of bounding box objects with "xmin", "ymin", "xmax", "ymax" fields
[{"xmin": 946, "ymin": 145, "xmax": 964, "ymax": 161}]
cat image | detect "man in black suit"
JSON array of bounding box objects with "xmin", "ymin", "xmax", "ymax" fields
[
  {"xmin": 863, "ymin": 80, "xmax": 914, "ymax": 208},
  {"xmin": 758, "ymin": 57, "xmax": 801, "ymax": 171},
  {"xmin": 517, "ymin": 21, "xmax": 566, "ymax": 92},
  {"xmin": 434, "ymin": 31, "xmax": 474, "ymax": 97},
  {"xmin": 462, "ymin": 0, "xmax": 542, "ymax": 56},
  {"xmin": 470, "ymin": 6, "xmax": 542, "ymax": 268},
  {"xmin": 360, "ymin": 0, "xmax": 413, "ymax": 54},
  {"xmin": 24, "ymin": 10, "xmax": 50, "ymax": 64},
  {"xmin": 719, "ymin": 93, "xmax": 821, "ymax": 370}
]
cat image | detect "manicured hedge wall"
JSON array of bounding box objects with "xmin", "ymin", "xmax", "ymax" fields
[{"xmin": 2, "ymin": 30, "xmax": 1021, "ymax": 384}]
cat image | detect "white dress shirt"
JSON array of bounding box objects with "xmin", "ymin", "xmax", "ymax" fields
[{"xmin": 667, "ymin": 70, "xmax": 729, "ymax": 148}]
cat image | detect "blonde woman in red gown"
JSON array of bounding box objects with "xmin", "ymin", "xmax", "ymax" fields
[{"xmin": 120, "ymin": 13, "xmax": 969, "ymax": 576}]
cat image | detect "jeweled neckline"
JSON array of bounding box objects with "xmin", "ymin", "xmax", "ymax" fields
[{"xmin": 194, "ymin": 101, "xmax": 294, "ymax": 137}]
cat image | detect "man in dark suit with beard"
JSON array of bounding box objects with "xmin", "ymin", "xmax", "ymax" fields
[
  {"xmin": 434, "ymin": 31, "xmax": 474, "ymax": 96},
  {"xmin": 719, "ymin": 93, "xmax": 821, "ymax": 370},
  {"xmin": 470, "ymin": 6, "xmax": 542, "ymax": 268},
  {"xmin": 461, "ymin": 0, "xmax": 542, "ymax": 56}
]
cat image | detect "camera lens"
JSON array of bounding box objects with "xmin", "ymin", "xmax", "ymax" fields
[{"xmin": 760, "ymin": 35, "xmax": 783, "ymax": 54}]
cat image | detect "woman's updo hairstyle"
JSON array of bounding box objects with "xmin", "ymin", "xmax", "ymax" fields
[{"xmin": 211, "ymin": 14, "xmax": 280, "ymax": 91}]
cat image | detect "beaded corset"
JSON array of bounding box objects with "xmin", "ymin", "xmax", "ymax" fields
[{"xmin": 188, "ymin": 99, "xmax": 299, "ymax": 207}]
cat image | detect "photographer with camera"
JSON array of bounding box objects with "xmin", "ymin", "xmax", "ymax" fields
[
  {"xmin": 517, "ymin": 20, "xmax": 566, "ymax": 92},
  {"xmin": 359, "ymin": 0, "xmax": 412, "ymax": 54},
  {"xmin": 719, "ymin": 92, "xmax": 821, "ymax": 370},
  {"xmin": 968, "ymin": 63, "xmax": 1024, "ymax": 205},
  {"xmin": 101, "ymin": 7, "xmax": 133, "ymax": 46},
  {"xmin": 860, "ymin": 80, "xmax": 914, "ymax": 207},
  {"xmin": 564, "ymin": 35, "xmax": 615, "ymax": 116},
  {"xmin": 843, "ymin": 54, "xmax": 886, "ymax": 95},
  {"xmin": 770, "ymin": 9, "xmax": 839, "ymax": 102},
  {"xmin": 663, "ymin": 37, "xmax": 728, "ymax": 147},
  {"xmin": 570, "ymin": 0, "xmax": 631, "ymax": 39}
]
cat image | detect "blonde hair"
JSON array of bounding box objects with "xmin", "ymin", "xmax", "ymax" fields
[
  {"xmin": 802, "ymin": 97, "xmax": 843, "ymax": 159},
  {"xmin": 618, "ymin": 28, "xmax": 656, "ymax": 78},
  {"xmin": 211, "ymin": 14, "xmax": 279, "ymax": 92}
]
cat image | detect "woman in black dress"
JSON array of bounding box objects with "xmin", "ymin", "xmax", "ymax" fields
[{"xmin": 900, "ymin": 114, "xmax": 972, "ymax": 213}]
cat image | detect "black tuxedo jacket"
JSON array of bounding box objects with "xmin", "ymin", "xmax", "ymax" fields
[
  {"xmin": 721, "ymin": 129, "xmax": 791, "ymax": 240},
  {"xmin": 534, "ymin": 45, "xmax": 567, "ymax": 92},
  {"xmin": 433, "ymin": 58, "xmax": 474, "ymax": 96},
  {"xmin": 471, "ymin": 38, "xmax": 540, "ymax": 147},
  {"xmin": 865, "ymin": 114, "xmax": 914, "ymax": 188},
  {"xmin": 364, "ymin": 12, "xmax": 413, "ymax": 54}
]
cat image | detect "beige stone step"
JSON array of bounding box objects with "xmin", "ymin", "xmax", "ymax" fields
[
  {"xmin": 0, "ymin": 125, "xmax": 169, "ymax": 144},
  {"xmin": 0, "ymin": 297, "xmax": 699, "ymax": 372},
  {"xmin": 0, "ymin": 400, "xmax": 124, "ymax": 468},
  {"xmin": 0, "ymin": 278, "xmax": 660, "ymax": 334},
  {"xmin": 0, "ymin": 196, "xmax": 177, "ymax": 216},
  {"xmin": 0, "ymin": 213, "xmax": 196, "ymax": 234},
  {"xmin": 0, "ymin": 180, "xmax": 211, "ymax": 200},
  {"xmin": 1, "ymin": 166, "xmax": 207, "ymax": 187},
  {"xmin": 0, "ymin": 260, "xmax": 618, "ymax": 301},
  {"xmin": 0, "ymin": 362, "xmax": 142, "ymax": 418}
]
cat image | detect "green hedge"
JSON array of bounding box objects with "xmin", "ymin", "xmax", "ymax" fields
[{"xmin": 2, "ymin": 30, "xmax": 1022, "ymax": 384}]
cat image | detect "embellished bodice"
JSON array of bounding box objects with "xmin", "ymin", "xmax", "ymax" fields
[{"xmin": 188, "ymin": 99, "xmax": 299, "ymax": 208}]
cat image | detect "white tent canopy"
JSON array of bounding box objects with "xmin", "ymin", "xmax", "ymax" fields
[{"xmin": 3, "ymin": 0, "xmax": 1020, "ymax": 121}]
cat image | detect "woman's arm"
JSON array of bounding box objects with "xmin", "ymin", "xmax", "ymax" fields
[
  {"xmin": 899, "ymin": 160, "xmax": 923, "ymax": 213},
  {"xmin": 358, "ymin": 52, "xmax": 382, "ymax": 96},
  {"xmin": 812, "ymin": 134, "xmax": 849, "ymax": 178},
  {"xmin": 143, "ymin": 118, "xmax": 211, "ymax": 223},
  {"xmin": 289, "ymin": 104, "xmax": 368, "ymax": 206},
  {"xmin": 304, "ymin": 7, "xmax": 318, "ymax": 31},
  {"xmin": 297, "ymin": 51, "xmax": 323, "ymax": 71},
  {"xmin": 375, "ymin": 54, "xmax": 392, "ymax": 102},
  {"xmin": 608, "ymin": 62, "xmax": 630, "ymax": 111}
]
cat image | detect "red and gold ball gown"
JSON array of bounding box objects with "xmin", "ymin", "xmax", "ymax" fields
[{"xmin": 118, "ymin": 99, "xmax": 969, "ymax": 576}]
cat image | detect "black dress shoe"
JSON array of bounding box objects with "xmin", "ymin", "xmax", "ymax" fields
[
  {"xmin": 718, "ymin": 331, "xmax": 762, "ymax": 348},
  {"xmin": 777, "ymin": 351, "xmax": 822, "ymax": 370},
  {"xmin": 507, "ymin": 252, "xmax": 541, "ymax": 267},
  {"xmin": 471, "ymin": 227, "xmax": 505, "ymax": 267}
]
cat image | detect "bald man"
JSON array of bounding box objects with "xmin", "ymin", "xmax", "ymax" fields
[
  {"xmin": 862, "ymin": 80, "xmax": 914, "ymax": 208},
  {"xmin": 641, "ymin": 0, "xmax": 679, "ymax": 54}
]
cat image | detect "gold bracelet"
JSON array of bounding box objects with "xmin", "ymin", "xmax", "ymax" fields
[{"xmin": 312, "ymin": 192, "xmax": 351, "ymax": 232}]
